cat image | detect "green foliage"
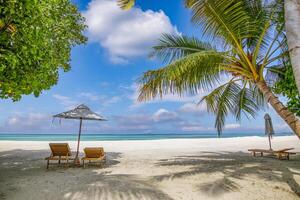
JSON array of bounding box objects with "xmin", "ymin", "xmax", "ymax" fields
[
  {"xmin": 200, "ymin": 81, "xmax": 262, "ymax": 136},
  {"xmin": 138, "ymin": 0, "xmax": 287, "ymax": 135},
  {"xmin": 270, "ymin": 0, "xmax": 300, "ymax": 117},
  {"xmin": 274, "ymin": 65, "xmax": 300, "ymax": 117},
  {"xmin": 117, "ymin": 0, "xmax": 135, "ymax": 10},
  {"xmin": 0, "ymin": 0, "xmax": 87, "ymax": 101},
  {"xmin": 139, "ymin": 50, "xmax": 225, "ymax": 101}
]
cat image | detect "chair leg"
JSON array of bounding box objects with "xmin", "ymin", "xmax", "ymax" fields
[
  {"xmin": 278, "ymin": 153, "xmax": 282, "ymax": 160},
  {"xmin": 47, "ymin": 159, "xmax": 49, "ymax": 169}
]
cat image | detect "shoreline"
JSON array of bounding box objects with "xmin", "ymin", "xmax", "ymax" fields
[{"xmin": 0, "ymin": 135, "xmax": 298, "ymax": 152}]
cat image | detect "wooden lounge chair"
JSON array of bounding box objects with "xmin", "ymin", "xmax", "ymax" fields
[
  {"xmin": 248, "ymin": 148, "xmax": 296, "ymax": 160},
  {"xmin": 82, "ymin": 147, "xmax": 106, "ymax": 168},
  {"xmin": 45, "ymin": 143, "xmax": 74, "ymax": 169}
]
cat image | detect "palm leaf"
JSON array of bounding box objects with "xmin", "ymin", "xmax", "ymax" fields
[
  {"xmin": 187, "ymin": 0, "xmax": 263, "ymax": 78},
  {"xmin": 138, "ymin": 51, "xmax": 225, "ymax": 101},
  {"xmin": 189, "ymin": 0, "xmax": 254, "ymax": 45},
  {"xmin": 151, "ymin": 34, "xmax": 214, "ymax": 63},
  {"xmin": 117, "ymin": 0, "xmax": 135, "ymax": 10},
  {"xmin": 201, "ymin": 80, "xmax": 264, "ymax": 135},
  {"xmin": 201, "ymin": 81, "xmax": 239, "ymax": 135}
]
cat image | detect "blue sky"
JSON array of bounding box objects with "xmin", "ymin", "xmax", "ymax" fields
[{"xmin": 0, "ymin": 0, "xmax": 290, "ymax": 134}]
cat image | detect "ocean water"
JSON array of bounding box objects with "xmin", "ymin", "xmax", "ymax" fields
[{"xmin": 0, "ymin": 132, "xmax": 293, "ymax": 141}]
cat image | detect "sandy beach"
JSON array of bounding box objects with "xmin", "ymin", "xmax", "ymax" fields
[{"xmin": 0, "ymin": 136, "xmax": 300, "ymax": 200}]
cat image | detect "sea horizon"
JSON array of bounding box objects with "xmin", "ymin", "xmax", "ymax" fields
[{"xmin": 0, "ymin": 132, "xmax": 294, "ymax": 141}]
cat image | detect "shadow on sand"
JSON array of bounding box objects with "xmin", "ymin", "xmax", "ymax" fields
[
  {"xmin": 0, "ymin": 149, "xmax": 173, "ymax": 200},
  {"xmin": 1, "ymin": 150, "xmax": 300, "ymax": 199},
  {"xmin": 152, "ymin": 151, "xmax": 300, "ymax": 197}
]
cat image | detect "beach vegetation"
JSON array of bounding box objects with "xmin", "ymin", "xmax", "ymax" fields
[
  {"xmin": 118, "ymin": 0, "xmax": 300, "ymax": 118},
  {"xmin": 135, "ymin": 0, "xmax": 300, "ymax": 137},
  {"xmin": 0, "ymin": 0, "xmax": 87, "ymax": 101}
]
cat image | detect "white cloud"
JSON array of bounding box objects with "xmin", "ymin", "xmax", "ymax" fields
[
  {"xmin": 1, "ymin": 113, "xmax": 52, "ymax": 132},
  {"xmin": 79, "ymin": 92, "xmax": 100, "ymax": 101},
  {"xmin": 7, "ymin": 113, "xmax": 49, "ymax": 127},
  {"xmin": 53, "ymin": 94, "xmax": 79, "ymax": 109},
  {"xmin": 78, "ymin": 92, "xmax": 121, "ymax": 106},
  {"xmin": 127, "ymin": 83, "xmax": 202, "ymax": 108},
  {"xmin": 224, "ymin": 123, "xmax": 241, "ymax": 129},
  {"xmin": 179, "ymin": 102, "xmax": 206, "ymax": 114},
  {"xmin": 181, "ymin": 125, "xmax": 207, "ymax": 132},
  {"xmin": 180, "ymin": 121, "xmax": 214, "ymax": 132},
  {"xmin": 152, "ymin": 109, "xmax": 179, "ymax": 122},
  {"xmin": 83, "ymin": 0, "xmax": 179, "ymax": 63}
]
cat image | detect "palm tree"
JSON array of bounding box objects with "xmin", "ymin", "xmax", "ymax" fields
[
  {"xmin": 118, "ymin": 0, "xmax": 300, "ymax": 95},
  {"xmin": 284, "ymin": 0, "xmax": 300, "ymax": 93},
  {"xmin": 136, "ymin": 0, "xmax": 300, "ymax": 137},
  {"xmin": 116, "ymin": 0, "xmax": 300, "ymax": 137}
]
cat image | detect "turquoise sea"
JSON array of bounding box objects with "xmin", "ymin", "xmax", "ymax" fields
[{"xmin": 0, "ymin": 132, "xmax": 293, "ymax": 141}]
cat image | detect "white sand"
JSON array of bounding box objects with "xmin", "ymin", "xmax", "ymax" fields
[{"xmin": 0, "ymin": 136, "xmax": 300, "ymax": 200}]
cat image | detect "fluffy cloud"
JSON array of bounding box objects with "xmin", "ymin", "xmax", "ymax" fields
[
  {"xmin": 181, "ymin": 125, "xmax": 206, "ymax": 132},
  {"xmin": 83, "ymin": 0, "xmax": 179, "ymax": 63},
  {"xmin": 179, "ymin": 102, "xmax": 206, "ymax": 114},
  {"xmin": 180, "ymin": 122, "xmax": 214, "ymax": 132},
  {"xmin": 0, "ymin": 113, "xmax": 52, "ymax": 132},
  {"xmin": 224, "ymin": 123, "xmax": 241, "ymax": 129},
  {"xmin": 152, "ymin": 109, "xmax": 180, "ymax": 122},
  {"xmin": 110, "ymin": 114, "xmax": 154, "ymax": 132},
  {"xmin": 126, "ymin": 83, "xmax": 202, "ymax": 107},
  {"xmin": 78, "ymin": 92, "xmax": 121, "ymax": 106},
  {"xmin": 53, "ymin": 94, "xmax": 79, "ymax": 109}
]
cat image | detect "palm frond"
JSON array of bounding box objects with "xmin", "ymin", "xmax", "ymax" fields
[
  {"xmin": 138, "ymin": 51, "xmax": 225, "ymax": 102},
  {"xmin": 189, "ymin": 0, "xmax": 256, "ymax": 46},
  {"xmin": 249, "ymin": 83, "xmax": 267, "ymax": 108},
  {"xmin": 201, "ymin": 80, "xmax": 264, "ymax": 135},
  {"xmin": 117, "ymin": 0, "xmax": 135, "ymax": 10},
  {"xmin": 187, "ymin": 0, "xmax": 265, "ymax": 78},
  {"xmin": 234, "ymin": 83, "xmax": 260, "ymax": 121},
  {"xmin": 185, "ymin": 0, "xmax": 197, "ymax": 8},
  {"xmin": 151, "ymin": 34, "xmax": 214, "ymax": 63},
  {"xmin": 201, "ymin": 80, "xmax": 239, "ymax": 135}
]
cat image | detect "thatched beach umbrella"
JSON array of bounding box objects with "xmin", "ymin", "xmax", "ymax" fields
[
  {"xmin": 53, "ymin": 104, "xmax": 106, "ymax": 163},
  {"xmin": 264, "ymin": 113, "xmax": 274, "ymax": 150}
]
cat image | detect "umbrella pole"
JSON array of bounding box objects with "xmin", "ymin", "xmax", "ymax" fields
[
  {"xmin": 75, "ymin": 118, "xmax": 83, "ymax": 165},
  {"xmin": 268, "ymin": 135, "xmax": 272, "ymax": 150}
]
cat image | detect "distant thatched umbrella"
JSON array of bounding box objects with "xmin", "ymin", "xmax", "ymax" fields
[
  {"xmin": 264, "ymin": 113, "xmax": 274, "ymax": 150},
  {"xmin": 53, "ymin": 104, "xmax": 106, "ymax": 163}
]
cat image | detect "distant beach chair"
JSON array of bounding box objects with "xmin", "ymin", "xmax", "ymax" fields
[
  {"xmin": 45, "ymin": 143, "xmax": 74, "ymax": 169},
  {"xmin": 248, "ymin": 148, "xmax": 296, "ymax": 160},
  {"xmin": 82, "ymin": 147, "xmax": 106, "ymax": 168}
]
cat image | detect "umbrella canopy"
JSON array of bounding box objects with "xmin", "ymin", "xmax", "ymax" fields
[
  {"xmin": 53, "ymin": 104, "xmax": 106, "ymax": 164},
  {"xmin": 53, "ymin": 104, "xmax": 106, "ymax": 121},
  {"xmin": 264, "ymin": 113, "xmax": 274, "ymax": 150}
]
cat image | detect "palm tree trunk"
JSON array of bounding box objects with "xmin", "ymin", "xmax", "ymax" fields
[
  {"xmin": 256, "ymin": 81, "xmax": 300, "ymax": 138},
  {"xmin": 284, "ymin": 0, "xmax": 300, "ymax": 94}
]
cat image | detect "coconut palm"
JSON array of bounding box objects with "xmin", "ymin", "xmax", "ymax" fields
[
  {"xmin": 117, "ymin": 0, "xmax": 300, "ymax": 136},
  {"xmin": 118, "ymin": 0, "xmax": 300, "ymax": 95},
  {"xmin": 136, "ymin": 0, "xmax": 300, "ymax": 137},
  {"xmin": 284, "ymin": 0, "xmax": 300, "ymax": 93}
]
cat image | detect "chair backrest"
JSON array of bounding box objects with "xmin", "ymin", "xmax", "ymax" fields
[
  {"xmin": 49, "ymin": 143, "xmax": 72, "ymax": 156},
  {"xmin": 84, "ymin": 147, "xmax": 105, "ymax": 158},
  {"xmin": 277, "ymin": 148, "xmax": 294, "ymax": 152}
]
